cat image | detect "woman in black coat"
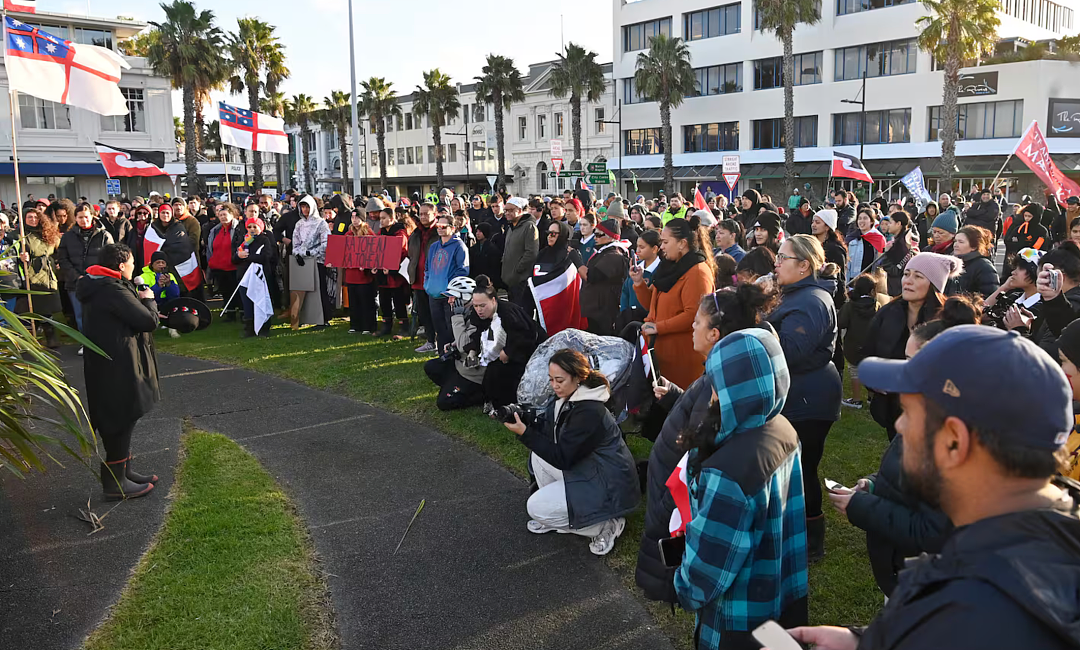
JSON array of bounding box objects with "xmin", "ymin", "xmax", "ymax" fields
[
  {"xmin": 468, "ymin": 275, "xmax": 546, "ymax": 409},
  {"xmin": 952, "ymin": 225, "xmax": 1000, "ymax": 297},
  {"xmin": 232, "ymin": 216, "xmax": 278, "ymax": 337},
  {"xmin": 57, "ymin": 203, "xmax": 114, "ymax": 332},
  {"xmin": 75, "ymin": 243, "xmax": 160, "ymax": 500}
]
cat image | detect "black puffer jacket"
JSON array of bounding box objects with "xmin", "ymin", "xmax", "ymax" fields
[
  {"xmin": 954, "ymin": 252, "xmax": 999, "ymax": 298},
  {"xmin": 635, "ymin": 374, "xmax": 713, "ymax": 603},
  {"xmin": 860, "ymin": 298, "xmax": 939, "ymax": 434},
  {"xmin": 845, "ymin": 435, "xmax": 952, "ymax": 596},
  {"xmin": 964, "ymin": 199, "xmax": 1000, "ymax": 233},
  {"xmin": 858, "ymin": 477, "xmax": 1080, "ymax": 649},
  {"xmin": 57, "ymin": 223, "xmax": 114, "ymax": 288}
]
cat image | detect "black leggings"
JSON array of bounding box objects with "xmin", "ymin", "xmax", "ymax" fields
[
  {"xmin": 794, "ymin": 419, "xmax": 834, "ymax": 518},
  {"xmin": 97, "ymin": 420, "xmax": 137, "ymax": 463},
  {"xmin": 347, "ymin": 283, "xmax": 377, "ymax": 332},
  {"xmin": 378, "ymin": 286, "xmax": 409, "ymax": 321}
]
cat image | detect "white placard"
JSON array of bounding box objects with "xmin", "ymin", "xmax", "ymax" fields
[{"xmin": 722, "ymin": 155, "xmax": 740, "ymax": 174}]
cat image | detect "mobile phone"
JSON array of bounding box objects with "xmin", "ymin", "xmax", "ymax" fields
[
  {"xmin": 658, "ymin": 535, "xmax": 686, "ymax": 567},
  {"xmin": 752, "ymin": 621, "xmax": 805, "ymax": 650},
  {"xmin": 824, "ymin": 479, "xmax": 848, "ymax": 492}
]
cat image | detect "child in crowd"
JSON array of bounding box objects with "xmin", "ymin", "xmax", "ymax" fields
[
  {"xmin": 838, "ymin": 271, "xmax": 888, "ymax": 409},
  {"xmin": 714, "ymin": 253, "xmax": 737, "ymax": 289}
]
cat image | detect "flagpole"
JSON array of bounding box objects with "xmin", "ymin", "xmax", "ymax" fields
[
  {"xmin": 223, "ymin": 145, "xmax": 232, "ymax": 203},
  {"xmin": 9, "ymin": 89, "xmax": 34, "ymax": 334},
  {"xmin": 989, "ymin": 153, "xmax": 1015, "ymax": 197}
]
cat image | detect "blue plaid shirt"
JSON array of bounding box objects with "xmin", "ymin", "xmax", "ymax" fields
[{"xmin": 675, "ymin": 328, "xmax": 809, "ymax": 648}]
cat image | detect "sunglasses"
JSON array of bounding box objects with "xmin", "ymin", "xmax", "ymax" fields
[{"xmin": 547, "ymin": 231, "xmax": 560, "ymax": 237}]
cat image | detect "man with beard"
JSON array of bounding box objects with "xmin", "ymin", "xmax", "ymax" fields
[
  {"xmin": 259, "ymin": 192, "xmax": 281, "ymax": 229},
  {"xmin": 833, "ymin": 189, "xmax": 856, "ymax": 236},
  {"xmin": 790, "ymin": 325, "xmax": 1080, "ymax": 650}
]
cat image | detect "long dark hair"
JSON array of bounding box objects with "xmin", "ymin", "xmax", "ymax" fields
[
  {"xmin": 549, "ymin": 348, "xmax": 610, "ymax": 389},
  {"xmin": 665, "ymin": 215, "xmax": 718, "ymax": 278},
  {"xmin": 698, "ymin": 282, "xmax": 777, "ymax": 336},
  {"xmin": 27, "ymin": 208, "xmax": 61, "ymax": 248}
]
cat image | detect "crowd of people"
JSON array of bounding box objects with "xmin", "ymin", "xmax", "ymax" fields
[{"xmin": 6, "ymin": 180, "xmax": 1080, "ymax": 649}]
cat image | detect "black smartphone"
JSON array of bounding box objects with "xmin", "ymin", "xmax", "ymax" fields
[{"xmin": 658, "ymin": 535, "xmax": 686, "ymax": 567}]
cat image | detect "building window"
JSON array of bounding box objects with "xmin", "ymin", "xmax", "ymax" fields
[
  {"xmin": 623, "ymin": 77, "xmax": 648, "ymax": 104},
  {"xmin": 624, "ymin": 128, "xmax": 664, "ymax": 155},
  {"xmin": 473, "ymin": 141, "xmax": 486, "ymax": 161},
  {"xmin": 835, "ymin": 39, "xmax": 917, "ymax": 81},
  {"xmin": 555, "ymin": 112, "xmax": 564, "ymax": 137},
  {"xmin": 539, "ymin": 161, "xmax": 549, "ymax": 191},
  {"xmin": 752, "ymin": 116, "xmax": 818, "ymax": 149},
  {"xmin": 406, "ymin": 114, "xmax": 414, "ymax": 130},
  {"xmin": 448, "ymin": 143, "xmax": 457, "ymax": 163},
  {"xmin": 405, "ymin": 147, "xmax": 414, "ymax": 165},
  {"xmin": 371, "ymin": 151, "xmax": 379, "ymax": 168},
  {"xmin": 595, "ymin": 108, "xmax": 606, "ymax": 134},
  {"xmin": 837, "ymin": 0, "xmax": 914, "ymax": 16},
  {"xmin": 754, "ymin": 52, "xmax": 823, "ymax": 90},
  {"xmin": 474, "ymin": 105, "xmax": 486, "ymax": 123},
  {"xmin": 396, "ymin": 114, "xmax": 404, "ymax": 131},
  {"xmin": 20, "ymin": 95, "xmax": 70, "ymax": 130},
  {"xmin": 384, "ymin": 116, "xmax": 393, "ymax": 133},
  {"xmin": 928, "ymin": 99, "xmax": 1024, "ymax": 141},
  {"xmin": 623, "ymin": 17, "xmax": 673, "ymax": 52},
  {"xmin": 428, "ymin": 145, "xmax": 436, "ymax": 164},
  {"xmin": 518, "ymin": 116, "xmax": 527, "ymax": 140},
  {"xmin": 396, "ymin": 147, "xmax": 405, "ymax": 165},
  {"xmin": 833, "ymin": 108, "xmax": 912, "ymax": 145},
  {"xmin": 325, "ymin": 130, "xmax": 339, "ymax": 151},
  {"xmin": 684, "ymin": 3, "xmax": 741, "ymax": 41},
  {"xmin": 415, "ymin": 146, "xmax": 423, "ymax": 164},
  {"xmin": 684, "ymin": 122, "xmax": 740, "ymax": 152},
  {"xmin": 462, "ymin": 104, "xmax": 469, "ymax": 124},
  {"xmin": 690, "ymin": 62, "xmax": 742, "ymax": 97},
  {"xmin": 74, "ymin": 27, "xmax": 113, "ymax": 49},
  {"xmin": 100, "ymin": 88, "xmax": 145, "ymax": 132},
  {"xmin": 538, "ymin": 114, "xmax": 547, "ymax": 140}
]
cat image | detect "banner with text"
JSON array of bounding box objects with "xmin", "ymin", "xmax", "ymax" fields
[
  {"xmin": 1013, "ymin": 121, "xmax": 1080, "ymax": 203},
  {"xmin": 325, "ymin": 235, "xmax": 405, "ymax": 270}
]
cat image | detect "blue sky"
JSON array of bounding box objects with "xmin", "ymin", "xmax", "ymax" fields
[{"xmin": 44, "ymin": 0, "xmax": 614, "ymax": 114}]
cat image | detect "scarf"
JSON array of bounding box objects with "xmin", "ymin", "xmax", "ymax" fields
[{"xmin": 651, "ymin": 250, "xmax": 706, "ymax": 293}]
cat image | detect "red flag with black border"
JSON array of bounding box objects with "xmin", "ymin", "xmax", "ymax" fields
[{"xmin": 95, "ymin": 142, "xmax": 168, "ymax": 177}]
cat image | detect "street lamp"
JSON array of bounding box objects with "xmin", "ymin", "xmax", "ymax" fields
[
  {"xmin": 598, "ymin": 100, "xmax": 622, "ymax": 194},
  {"xmin": 840, "ymin": 68, "xmax": 868, "ymax": 164}
]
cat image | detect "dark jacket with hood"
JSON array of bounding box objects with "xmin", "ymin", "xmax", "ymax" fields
[
  {"xmin": 845, "ymin": 435, "xmax": 953, "ymax": 597},
  {"xmin": 101, "ymin": 214, "xmax": 133, "ymax": 247},
  {"xmin": 838, "ymin": 294, "xmax": 882, "ymax": 365},
  {"xmin": 964, "ymin": 198, "xmax": 1000, "ymax": 233},
  {"xmin": 857, "ymin": 477, "xmax": 1080, "ymax": 649},
  {"xmin": 518, "ymin": 383, "xmax": 640, "ymax": 530},
  {"xmin": 860, "ymin": 298, "xmax": 939, "ymax": 431},
  {"xmin": 1030, "ymin": 286, "xmax": 1080, "ymax": 358},
  {"xmin": 766, "ymin": 274, "xmax": 842, "ymax": 423},
  {"xmin": 533, "ymin": 221, "xmax": 583, "ymax": 275},
  {"xmin": 57, "ymin": 222, "xmax": 114, "ymax": 287},
  {"xmin": 836, "ymin": 203, "xmax": 856, "ymax": 236},
  {"xmin": 501, "ymin": 214, "xmax": 539, "ymax": 288},
  {"xmin": 407, "ymin": 221, "xmax": 437, "ymax": 291},
  {"xmin": 954, "ymin": 251, "xmax": 999, "ymax": 298},
  {"xmin": 1005, "ymin": 212, "xmax": 1049, "ymax": 256},
  {"xmin": 580, "ymin": 242, "xmax": 629, "ymax": 328},
  {"xmin": 76, "ymin": 265, "xmax": 160, "ymax": 432},
  {"xmin": 785, "ymin": 207, "xmax": 813, "ymax": 237},
  {"xmin": 879, "ymin": 228, "xmax": 916, "ymax": 297},
  {"xmin": 466, "ymin": 298, "xmax": 546, "ymax": 365}
]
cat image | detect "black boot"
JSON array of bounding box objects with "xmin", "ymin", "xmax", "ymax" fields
[
  {"xmin": 807, "ymin": 514, "xmax": 826, "ymax": 563},
  {"xmin": 42, "ymin": 323, "xmax": 60, "ymax": 349},
  {"xmin": 126, "ymin": 458, "xmax": 158, "ymax": 485},
  {"xmin": 376, "ymin": 320, "xmax": 393, "ymax": 337},
  {"xmin": 222, "ymin": 310, "xmax": 237, "ymax": 322},
  {"xmin": 101, "ymin": 459, "xmax": 154, "ymax": 501},
  {"xmin": 242, "ymin": 320, "xmax": 256, "ymax": 338},
  {"xmin": 257, "ymin": 321, "xmax": 272, "ymax": 337}
]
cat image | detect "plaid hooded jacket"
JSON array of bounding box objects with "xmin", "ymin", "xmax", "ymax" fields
[{"xmin": 675, "ymin": 327, "xmax": 809, "ymax": 649}]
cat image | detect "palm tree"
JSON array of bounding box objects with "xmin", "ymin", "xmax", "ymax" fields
[
  {"xmin": 263, "ymin": 47, "xmax": 290, "ymax": 192},
  {"xmin": 322, "ymin": 91, "xmax": 353, "ymax": 191},
  {"xmin": 474, "ymin": 55, "xmax": 525, "ymax": 192},
  {"xmin": 228, "ymin": 17, "xmax": 279, "ymax": 193},
  {"xmin": 917, "ymin": 0, "xmax": 1000, "ymax": 193},
  {"xmin": 284, "ymin": 94, "xmax": 317, "ymax": 192},
  {"xmin": 634, "ymin": 34, "xmax": 696, "ymax": 196},
  {"xmin": 413, "ymin": 69, "xmax": 461, "ymax": 191},
  {"xmin": 146, "ymin": 0, "xmax": 226, "ymax": 195},
  {"xmin": 359, "ymin": 77, "xmax": 401, "ymax": 192},
  {"xmin": 757, "ymin": 0, "xmax": 821, "ymax": 195},
  {"xmin": 173, "ymin": 115, "xmax": 184, "ymax": 146},
  {"xmin": 549, "ymin": 43, "xmax": 607, "ymax": 168},
  {"xmin": 205, "ymin": 120, "xmax": 223, "ymax": 161}
]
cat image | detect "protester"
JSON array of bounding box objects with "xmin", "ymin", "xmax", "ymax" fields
[
  {"xmin": 424, "ymin": 212, "xmax": 470, "ymax": 353},
  {"xmin": 289, "ymin": 195, "xmax": 332, "ymax": 329},
  {"xmin": 424, "ymin": 277, "xmax": 487, "ymax": 410},
  {"xmin": 501, "ymin": 197, "xmax": 539, "ymax": 309},
  {"xmin": 810, "ymin": 209, "xmax": 849, "ymax": 311},
  {"xmin": 964, "ymin": 187, "xmax": 1000, "ymax": 237},
  {"xmin": 846, "ymin": 207, "xmax": 886, "ymax": 284},
  {"xmin": 878, "ymin": 210, "xmax": 917, "ymax": 296},
  {"xmin": 13, "ymin": 208, "xmax": 62, "ymax": 347},
  {"xmin": 713, "ymin": 219, "xmax": 745, "ymax": 262},
  {"xmin": 580, "ymin": 217, "xmax": 629, "ymax": 336},
  {"xmin": 1003, "ymin": 203, "xmax": 1050, "ymax": 275},
  {"xmin": 575, "ymin": 213, "xmax": 597, "ymax": 263},
  {"xmin": 1056, "ymin": 319, "xmax": 1080, "ymax": 480},
  {"xmin": 792, "ymin": 325, "xmax": 1080, "ymax": 650},
  {"xmin": 408, "ymin": 202, "xmax": 440, "ymax": 352},
  {"xmin": 373, "ymin": 208, "xmax": 410, "ymax": 337},
  {"xmin": 662, "ymin": 194, "xmax": 688, "ymax": 225},
  {"xmin": 139, "ymin": 250, "xmax": 181, "ymax": 312},
  {"xmin": 206, "ymin": 203, "xmax": 241, "ymax": 321},
  {"xmin": 787, "ymin": 198, "xmax": 814, "ymax": 236},
  {"xmin": 735, "ymin": 246, "xmax": 775, "ymax": 283},
  {"xmin": 750, "ymin": 211, "xmax": 782, "ymax": 253},
  {"xmin": 914, "ymin": 200, "xmax": 937, "ymax": 250},
  {"xmin": 838, "ymin": 273, "xmax": 889, "ymax": 409},
  {"xmin": 57, "ymin": 202, "xmax": 114, "ymax": 337},
  {"xmin": 233, "ymin": 216, "xmax": 277, "ymax": 338},
  {"xmin": 77, "ymin": 243, "xmax": 159, "ymax": 500},
  {"xmin": 466, "ymin": 274, "xmax": 545, "ymax": 409},
  {"xmin": 930, "ymin": 206, "xmax": 958, "ymax": 255},
  {"xmin": 632, "ymin": 216, "xmax": 717, "ymax": 390},
  {"xmin": 1028, "ymin": 242, "xmax": 1080, "ymax": 356},
  {"xmin": 619, "ymin": 229, "xmax": 660, "ymax": 317},
  {"xmin": 503, "ymin": 348, "xmax": 639, "ymax": 556},
  {"xmin": 984, "ymin": 247, "xmax": 1044, "ymax": 330},
  {"xmin": 344, "ymin": 213, "xmax": 377, "ymax": 334},
  {"xmin": 952, "ymin": 225, "xmax": 999, "ymax": 297},
  {"xmin": 833, "ymin": 190, "xmax": 856, "ymax": 235}
]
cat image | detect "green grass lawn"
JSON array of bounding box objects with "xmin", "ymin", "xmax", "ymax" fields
[
  {"xmin": 155, "ymin": 317, "xmax": 890, "ymax": 638},
  {"xmin": 85, "ymin": 428, "xmax": 336, "ymax": 650}
]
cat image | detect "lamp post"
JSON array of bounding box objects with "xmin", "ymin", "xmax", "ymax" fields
[
  {"xmin": 347, "ymin": 0, "xmax": 362, "ymax": 197},
  {"xmin": 599, "ymin": 101, "xmax": 622, "ymax": 195},
  {"xmin": 841, "ymin": 68, "xmax": 868, "ymax": 163}
]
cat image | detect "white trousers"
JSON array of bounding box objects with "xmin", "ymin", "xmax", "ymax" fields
[{"xmin": 527, "ymin": 453, "xmax": 606, "ymax": 538}]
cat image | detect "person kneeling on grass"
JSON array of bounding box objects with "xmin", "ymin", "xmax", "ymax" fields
[
  {"xmin": 423, "ymin": 277, "xmax": 487, "ymax": 411},
  {"xmin": 503, "ymin": 349, "xmax": 640, "ymax": 556}
]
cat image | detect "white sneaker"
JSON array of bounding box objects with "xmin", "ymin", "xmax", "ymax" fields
[
  {"xmin": 414, "ymin": 341, "xmax": 436, "ymax": 353},
  {"xmin": 527, "ymin": 520, "xmax": 559, "ymax": 534},
  {"xmin": 589, "ymin": 517, "xmax": 626, "ymax": 556},
  {"xmin": 77, "ymin": 346, "xmax": 83, "ymax": 357},
  {"xmin": 168, "ymin": 328, "xmax": 181, "ymax": 339}
]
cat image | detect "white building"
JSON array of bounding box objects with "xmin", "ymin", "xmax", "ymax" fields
[
  {"xmin": 612, "ymin": 0, "xmax": 1080, "ymax": 201},
  {"xmin": 288, "ymin": 60, "xmax": 617, "ymax": 199},
  {"xmin": 0, "ymin": 9, "xmax": 177, "ymax": 204}
]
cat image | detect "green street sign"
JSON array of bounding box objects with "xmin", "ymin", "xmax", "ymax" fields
[
  {"xmin": 588, "ymin": 174, "xmax": 609, "ymax": 184},
  {"xmin": 587, "ymin": 162, "xmax": 608, "ymax": 173},
  {"xmin": 548, "ymin": 170, "xmax": 584, "ymax": 178}
]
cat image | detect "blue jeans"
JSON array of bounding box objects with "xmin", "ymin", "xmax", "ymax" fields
[
  {"xmin": 68, "ymin": 290, "xmax": 83, "ymax": 330},
  {"xmin": 428, "ymin": 295, "xmax": 453, "ymax": 353}
]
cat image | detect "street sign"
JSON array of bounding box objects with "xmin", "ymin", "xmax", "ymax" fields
[
  {"xmin": 487, "ymin": 175, "xmax": 498, "ymax": 191},
  {"xmin": 105, "ymin": 178, "xmax": 120, "ymax": 195},
  {"xmin": 587, "ymin": 162, "xmax": 607, "ymax": 174},
  {"xmin": 588, "ymin": 174, "xmax": 609, "ymax": 184},
  {"xmin": 548, "ymin": 170, "xmax": 584, "ymax": 178},
  {"xmin": 723, "ymin": 173, "xmax": 741, "ymax": 191},
  {"xmin": 549, "ymin": 139, "xmax": 562, "ymax": 158},
  {"xmin": 552, "ymin": 157, "xmax": 563, "ymax": 175},
  {"xmin": 722, "ymin": 155, "xmax": 740, "ymax": 174}
]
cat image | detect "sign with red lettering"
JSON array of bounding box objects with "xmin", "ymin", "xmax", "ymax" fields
[
  {"xmin": 1013, "ymin": 121, "xmax": 1080, "ymax": 202},
  {"xmin": 325, "ymin": 235, "xmax": 404, "ymax": 270}
]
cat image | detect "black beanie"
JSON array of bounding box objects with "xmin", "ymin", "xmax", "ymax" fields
[
  {"xmin": 150, "ymin": 251, "xmax": 169, "ymax": 265},
  {"xmin": 1059, "ymin": 320, "xmax": 1080, "ymax": 367}
]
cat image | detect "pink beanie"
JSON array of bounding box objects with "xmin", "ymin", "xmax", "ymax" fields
[{"xmin": 904, "ymin": 252, "xmax": 963, "ymax": 293}]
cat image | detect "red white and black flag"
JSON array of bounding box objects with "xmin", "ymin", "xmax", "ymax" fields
[
  {"xmin": 95, "ymin": 142, "xmax": 168, "ymax": 177},
  {"xmin": 143, "ymin": 223, "xmax": 202, "ymax": 292},
  {"xmin": 831, "ymin": 151, "xmax": 874, "ymax": 184},
  {"xmin": 527, "ymin": 258, "xmax": 588, "ymax": 336}
]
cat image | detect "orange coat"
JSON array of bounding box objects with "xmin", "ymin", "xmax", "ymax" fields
[{"xmin": 634, "ymin": 262, "xmax": 715, "ymax": 390}]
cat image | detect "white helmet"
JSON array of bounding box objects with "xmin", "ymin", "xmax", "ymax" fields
[{"xmin": 444, "ymin": 276, "xmax": 476, "ymax": 301}]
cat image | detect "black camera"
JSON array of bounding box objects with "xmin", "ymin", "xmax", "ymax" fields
[
  {"xmin": 438, "ymin": 344, "xmax": 460, "ymax": 363},
  {"xmin": 493, "ymin": 403, "xmax": 536, "ymax": 425}
]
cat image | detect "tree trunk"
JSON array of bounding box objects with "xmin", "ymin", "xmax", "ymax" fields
[
  {"xmin": 494, "ymin": 90, "xmax": 506, "ymax": 193},
  {"xmin": 660, "ymin": 101, "xmax": 673, "ymax": 196},
  {"xmin": 377, "ymin": 120, "xmax": 388, "ymax": 191},
  {"xmin": 301, "ymin": 122, "xmax": 313, "ymax": 193},
  {"xmin": 433, "ymin": 120, "xmax": 444, "ymax": 190},
  {"xmin": 571, "ymin": 93, "xmax": 582, "ymax": 167},
  {"xmin": 193, "ymin": 105, "xmax": 205, "ymax": 158},
  {"xmin": 782, "ymin": 29, "xmax": 796, "ymax": 198},
  {"xmin": 338, "ymin": 119, "xmax": 350, "ymax": 193},
  {"xmin": 248, "ymin": 78, "xmax": 263, "ymax": 193},
  {"xmin": 183, "ymin": 83, "xmax": 199, "ymax": 196},
  {"xmin": 941, "ymin": 39, "xmax": 961, "ymax": 195}
]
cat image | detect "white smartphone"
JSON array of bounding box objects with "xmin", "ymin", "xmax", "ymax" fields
[
  {"xmin": 752, "ymin": 620, "xmax": 804, "ymax": 650},
  {"xmin": 824, "ymin": 478, "xmax": 848, "ymax": 492}
]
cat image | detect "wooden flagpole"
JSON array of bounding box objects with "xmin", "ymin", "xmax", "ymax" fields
[
  {"xmin": 9, "ymin": 90, "xmax": 35, "ymax": 335},
  {"xmin": 223, "ymin": 145, "xmax": 233, "ymax": 203}
]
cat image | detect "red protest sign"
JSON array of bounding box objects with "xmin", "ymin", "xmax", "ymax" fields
[
  {"xmin": 325, "ymin": 235, "xmax": 404, "ymax": 270},
  {"xmin": 1013, "ymin": 121, "xmax": 1080, "ymax": 202}
]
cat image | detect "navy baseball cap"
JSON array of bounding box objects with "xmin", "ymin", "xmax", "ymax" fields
[{"xmin": 858, "ymin": 325, "xmax": 1072, "ymax": 450}]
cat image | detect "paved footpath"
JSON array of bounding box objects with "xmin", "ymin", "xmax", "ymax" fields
[{"xmin": 0, "ymin": 349, "xmax": 674, "ymax": 650}]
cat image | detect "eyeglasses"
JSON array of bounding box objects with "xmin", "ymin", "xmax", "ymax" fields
[
  {"xmin": 776, "ymin": 252, "xmax": 797, "ymax": 263},
  {"xmin": 547, "ymin": 232, "xmax": 559, "ymax": 237}
]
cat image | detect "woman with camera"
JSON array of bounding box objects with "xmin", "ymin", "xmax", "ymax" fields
[
  {"xmin": 503, "ymin": 349, "xmax": 640, "ymax": 556},
  {"xmin": 468, "ymin": 274, "xmax": 546, "ymax": 411},
  {"xmin": 423, "ymin": 276, "xmax": 487, "ymax": 411}
]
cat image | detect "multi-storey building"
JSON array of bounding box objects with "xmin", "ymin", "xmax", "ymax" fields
[
  {"xmin": 287, "ymin": 60, "xmax": 617, "ymax": 198},
  {"xmin": 0, "ymin": 9, "xmax": 177, "ymax": 203},
  {"xmin": 612, "ymin": 0, "xmax": 1080, "ymax": 201}
]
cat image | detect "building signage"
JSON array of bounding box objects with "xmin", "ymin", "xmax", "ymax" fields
[
  {"xmin": 957, "ymin": 71, "xmax": 998, "ymax": 98},
  {"xmin": 586, "ymin": 161, "xmax": 607, "ymax": 173},
  {"xmin": 105, "ymin": 178, "xmax": 121, "ymax": 195},
  {"xmin": 1048, "ymin": 98, "xmax": 1080, "ymax": 138}
]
